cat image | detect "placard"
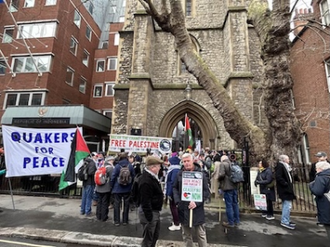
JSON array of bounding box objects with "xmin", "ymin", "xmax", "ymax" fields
[{"xmin": 181, "ymin": 171, "xmax": 203, "ymax": 202}]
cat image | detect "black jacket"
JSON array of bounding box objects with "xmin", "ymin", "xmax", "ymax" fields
[
  {"xmin": 139, "ymin": 170, "xmax": 163, "ymax": 222},
  {"xmin": 83, "ymin": 158, "xmax": 97, "ymax": 186},
  {"xmin": 255, "ymin": 167, "xmax": 276, "ymax": 201},
  {"xmin": 173, "ymin": 165, "xmax": 210, "ymax": 226},
  {"xmin": 275, "ymin": 161, "xmax": 296, "ymax": 201},
  {"xmin": 309, "ymin": 168, "xmax": 330, "ymax": 224}
]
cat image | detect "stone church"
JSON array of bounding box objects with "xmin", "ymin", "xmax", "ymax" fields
[{"xmin": 112, "ymin": 0, "xmax": 264, "ymax": 152}]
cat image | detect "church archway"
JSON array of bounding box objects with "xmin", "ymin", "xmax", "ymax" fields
[{"xmin": 159, "ymin": 101, "xmax": 218, "ymax": 150}]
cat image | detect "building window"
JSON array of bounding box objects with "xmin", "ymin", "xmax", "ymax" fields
[
  {"xmin": 86, "ymin": 26, "xmax": 92, "ymax": 41},
  {"xmin": 24, "ymin": 0, "xmax": 35, "ymax": 8},
  {"xmin": 74, "ymin": 10, "xmax": 81, "ymax": 28},
  {"xmin": 4, "ymin": 91, "xmax": 45, "ymax": 109},
  {"xmin": 114, "ymin": 33, "xmax": 119, "ymax": 46},
  {"xmin": 3, "ymin": 28, "xmax": 14, "ymax": 43},
  {"xmin": 0, "ymin": 59, "xmax": 6, "ymax": 75},
  {"xmin": 326, "ymin": 59, "xmax": 330, "ymax": 92},
  {"xmin": 96, "ymin": 60, "xmax": 105, "ymax": 72},
  {"xmin": 82, "ymin": 50, "xmax": 89, "ymax": 67},
  {"xmin": 65, "ymin": 67, "xmax": 74, "ymax": 86},
  {"xmin": 93, "ymin": 84, "xmax": 103, "ymax": 97},
  {"xmin": 186, "ymin": 0, "xmax": 192, "ymax": 16},
  {"xmin": 320, "ymin": 0, "xmax": 330, "ymax": 26},
  {"xmin": 18, "ymin": 22, "xmax": 57, "ymax": 39},
  {"xmin": 45, "ymin": 0, "xmax": 57, "ymax": 6},
  {"xmin": 101, "ymin": 41, "xmax": 108, "ymax": 49},
  {"xmin": 88, "ymin": 2, "xmax": 94, "ymax": 15},
  {"xmin": 107, "ymin": 57, "xmax": 117, "ymax": 70},
  {"xmin": 10, "ymin": 0, "xmax": 19, "ymax": 12},
  {"xmin": 12, "ymin": 55, "xmax": 52, "ymax": 73},
  {"xmin": 79, "ymin": 77, "xmax": 86, "ymax": 94},
  {"xmin": 70, "ymin": 37, "xmax": 78, "ymax": 55},
  {"xmin": 105, "ymin": 82, "xmax": 115, "ymax": 96},
  {"xmin": 103, "ymin": 110, "xmax": 112, "ymax": 119}
]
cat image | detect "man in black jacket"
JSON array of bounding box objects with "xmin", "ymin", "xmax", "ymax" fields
[
  {"xmin": 309, "ymin": 152, "xmax": 328, "ymax": 182},
  {"xmin": 139, "ymin": 156, "xmax": 164, "ymax": 247}
]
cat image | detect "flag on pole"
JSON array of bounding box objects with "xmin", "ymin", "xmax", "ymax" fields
[
  {"xmin": 59, "ymin": 128, "xmax": 90, "ymax": 191},
  {"xmin": 185, "ymin": 114, "xmax": 194, "ymax": 148}
]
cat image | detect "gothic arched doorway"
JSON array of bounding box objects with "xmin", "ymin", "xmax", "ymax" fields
[{"xmin": 158, "ymin": 101, "xmax": 218, "ymax": 151}]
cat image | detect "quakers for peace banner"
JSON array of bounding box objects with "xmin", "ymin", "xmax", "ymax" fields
[{"xmin": 2, "ymin": 126, "xmax": 79, "ymax": 177}]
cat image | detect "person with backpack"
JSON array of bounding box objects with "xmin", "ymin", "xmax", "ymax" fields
[
  {"xmin": 95, "ymin": 156, "xmax": 114, "ymax": 222},
  {"xmin": 110, "ymin": 152, "xmax": 135, "ymax": 226},
  {"xmin": 79, "ymin": 156, "xmax": 97, "ymax": 217},
  {"xmin": 254, "ymin": 160, "xmax": 276, "ymax": 220},
  {"xmin": 218, "ymin": 155, "xmax": 240, "ymax": 228}
]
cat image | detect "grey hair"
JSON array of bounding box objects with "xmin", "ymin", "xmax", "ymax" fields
[
  {"xmin": 279, "ymin": 154, "xmax": 289, "ymax": 162},
  {"xmin": 221, "ymin": 155, "xmax": 228, "ymax": 162},
  {"xmin": 316, "ymin": 161, "xmax": 330, "ymax": 171},
  {"xmin": 182, "ymin": 153, "xmax": 193, "ymax": 160}
]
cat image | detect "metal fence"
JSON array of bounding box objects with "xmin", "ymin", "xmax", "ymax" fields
[{"xmin": 0, "ymin": 164, "xmax": 317, "ymax": 214}]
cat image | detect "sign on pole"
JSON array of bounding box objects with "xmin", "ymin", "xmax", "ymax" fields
[{"xmin": 181, "ymin": 171, "xmax": 203, "ymax": 202}]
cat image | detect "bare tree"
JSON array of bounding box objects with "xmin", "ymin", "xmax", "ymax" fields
[{"xmin": 138, "ymin": 0, "xmax": 302, "ymax": 164}]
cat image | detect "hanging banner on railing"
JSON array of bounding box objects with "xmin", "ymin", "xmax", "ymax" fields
[
  {"xmin": 109, "ymin": 134, "xmax": 172, "ymax": 153},
  {"xmin": 2, "ymin": 126, "xmax": 78, "ymax": 177}
]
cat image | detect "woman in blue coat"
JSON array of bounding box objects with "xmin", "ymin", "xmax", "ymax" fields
[
  {"xmin": 309, "ymin": 161, "xmax": 330, "ymax": 226},
  {"xmin": 255, "ymin": 160, "xmax": 276, "ymax": 220}
]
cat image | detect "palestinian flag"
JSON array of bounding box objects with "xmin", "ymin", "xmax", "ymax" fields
[
  {"xmin": 59, "ymin": 128, "xmax": 90, "ymax": 191},
  {"xmin": 185, "ymin": 114, "xmax": 194, "ymax": 148}
]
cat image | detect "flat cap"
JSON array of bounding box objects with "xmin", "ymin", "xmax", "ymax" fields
[
  {"xmin": 315, "ymin": 151, "xmax": 327, "ymax": 157},
  {"xmin": 146, "ymin": 156, "xmax": 164, "ymax": 166}
]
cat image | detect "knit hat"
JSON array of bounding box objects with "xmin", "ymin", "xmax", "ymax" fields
[
  {"xmin": 168, "ymin": 156, "xmax": 181, "ymax": 165},
  {"xmin": 145, "ymin": 156, "xmax": 164, "ymax": 166}
]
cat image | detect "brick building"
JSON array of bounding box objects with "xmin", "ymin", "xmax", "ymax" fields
[
  {"xmin": 290, "ymin": 2, "xmax": 330, "ymax": 164},
  {"xmin": 0, "ymin": 0, "xmax": 125, "ymax": 152}
]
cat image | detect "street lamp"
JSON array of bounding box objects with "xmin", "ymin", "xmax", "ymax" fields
[{"xmin": 185, "ymin": 83, "xmax": 192, "ymax": 100}]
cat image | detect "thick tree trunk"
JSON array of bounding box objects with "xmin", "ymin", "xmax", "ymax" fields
[{"xmin": 139, "ymin": 0, "xmax": 301, "ymax": 164}]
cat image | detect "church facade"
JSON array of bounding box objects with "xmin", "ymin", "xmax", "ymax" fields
[{"xmin": 112, "ymin": 0, "xmax": 264, "ymax": 151}]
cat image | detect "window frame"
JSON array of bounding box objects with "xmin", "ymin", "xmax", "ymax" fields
[
  {"xmin": 65, "ymin": 67, "xmax": 74, "ymax": 86},
  {"xmin": 86, "ymin": 25, "xmax": 92, "ymax": 41},
  {"xmin": 103, "ymin": 110, "xmax": 112, "ymax": 120},
  {"xmin": 74, "ymin": 10, "xmax": 81, "ymax": 28},
  {"xmin": 114, "ymin": 33, "xmax": 120, "ymax": 46},
  {"xmin": 45, "ymin": 0, "xmax": 57, "ymax": 6},
  {"xmin": 96, "ymin": 59, "xmax": 105, "ymax": 72},
  {"xmin": 24, "ymin": 0, "xmax": 35, "ymax": 8},
  {"xmin": 17, "ymin": 22, "xmax": 57, "ymax": 39},
  {"xmin": 105, "ymin": 82, "xmax": 115, "ymax": 96},
  {"xmin": 82, "ymin": 50, "xmax": 89, "ymax": 67},
  {"xmin": 10, "ymin": 0, "xmax": 19, "ymax": 12},
  {"xmin": 320, "ymin": 0, "xmax": 330, "ymax": 26},
  {"xmin": 93, "ymin": 84, "xmax": 103, "ymax": 98},
  {"xmin": 70, "ymin": 37, "xmax": 78, "ymax": 56},
  {"xmin": 3, "ymin": 91, "xmax": 46, "ymax": 109},
  {"xmin": 3, "ymin": 28, "xmax": 14, "ymax": 43},
  {"xmin": 326, "ymin": 58, "xmax": 330, "ymax": 92},
  {"xmin": 0, "ymin": 59, "xmax": 6, "ymax": 75},
  {"xmin": 12, "ymin": 55, "xmax": 52, "ymax": 73},
  {"xmin": 79, "ymin": 77, "xmax": 87, "ymax": 94},
  {"xmin": 107, "ymin": 57, "xmax": 117, "ymax": 71}
]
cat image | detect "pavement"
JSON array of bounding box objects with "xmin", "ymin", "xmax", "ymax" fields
[{"xmin": 0, "ymin": 194, "xmax": 329, "ymax": 247}]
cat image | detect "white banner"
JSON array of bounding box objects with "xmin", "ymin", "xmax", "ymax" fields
[
  {"xmin": 109, "ymin": 134, "xmax": 172, "ymax": 153},
  {"xmin": 3, "ymin": 126, "xmax": 78, "ymax": 177}
]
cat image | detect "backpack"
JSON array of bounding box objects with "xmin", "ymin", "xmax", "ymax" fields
[
  {"xmin": 117, "ymin": 165, "xmax": 132, "ymax": 185},
  {"xmin": 230, "ymin": 162, "xmax": 244, "ymax": 183},
  {"xmin": 130, "ymin": 173, "xmax": 142, "ymax": 206},
  {"xmin": 78, "ymin": 160, "xmax": 89, "ymax": 181},
  {"xmin": 94, "ymin": 166, "xmax": 109, "ymax": 186}
]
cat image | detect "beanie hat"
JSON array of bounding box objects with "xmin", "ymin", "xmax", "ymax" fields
[{"xmin": 169, "ymin": 156, "xmax": 181, "ymax": 165}]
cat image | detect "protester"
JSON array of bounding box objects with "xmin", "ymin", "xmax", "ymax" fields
[
  {"xmin": 218, "ymin": 155, "xmax": 240, "ymax": 228},
  {"xmin": 255, "ymin": 160, "xmax": 275, "ymax": 220},
  {"xmin": 95, "ymin": 156, "xmax": 114, "ymax": 221},
  {"xmin": 165, "ymin": 155, "xmax": 181, "ymax": 231},
  {"xmin": 80, "ymin": 156, "xmax": 97, "ymax": 217},
  {"xmin": 275, "ymin": 154, "xmax": 296, "ymax": 230},
  {"xmin": 310, "ymin": 152, "xmax": 328, "ymax": 182},
  {"xmin": 110, "ymin": 152, "xmax": 135, "ymax": 226},
  {"xmin": 309, "ymin": 161, "xmax": 330, "ymax": 236},
  {"xmin": 210, "ymin": 153, "xmax": 221, "ymax": 199},
  {"xmin": 173, "ymin": 153, "xmax": 209, "ymax": 247},
  {"xmin": 139, "ymin": 156, "xmax": 164, "ymax": 247}
]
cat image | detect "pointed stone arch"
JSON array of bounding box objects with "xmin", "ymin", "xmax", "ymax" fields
[{"xmin": 159, "ymin": 100, "xmax": 218, "ymax": 149}]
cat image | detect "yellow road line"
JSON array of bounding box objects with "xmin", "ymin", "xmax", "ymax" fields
[{"xmin": 0, "ymin": 239, "xmax": 55, "ymax": 247}]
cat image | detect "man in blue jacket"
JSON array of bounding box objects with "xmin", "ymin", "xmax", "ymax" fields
[{"xmin": 110, "ymin": 152, "xmax": 135, "ymax": 226}]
